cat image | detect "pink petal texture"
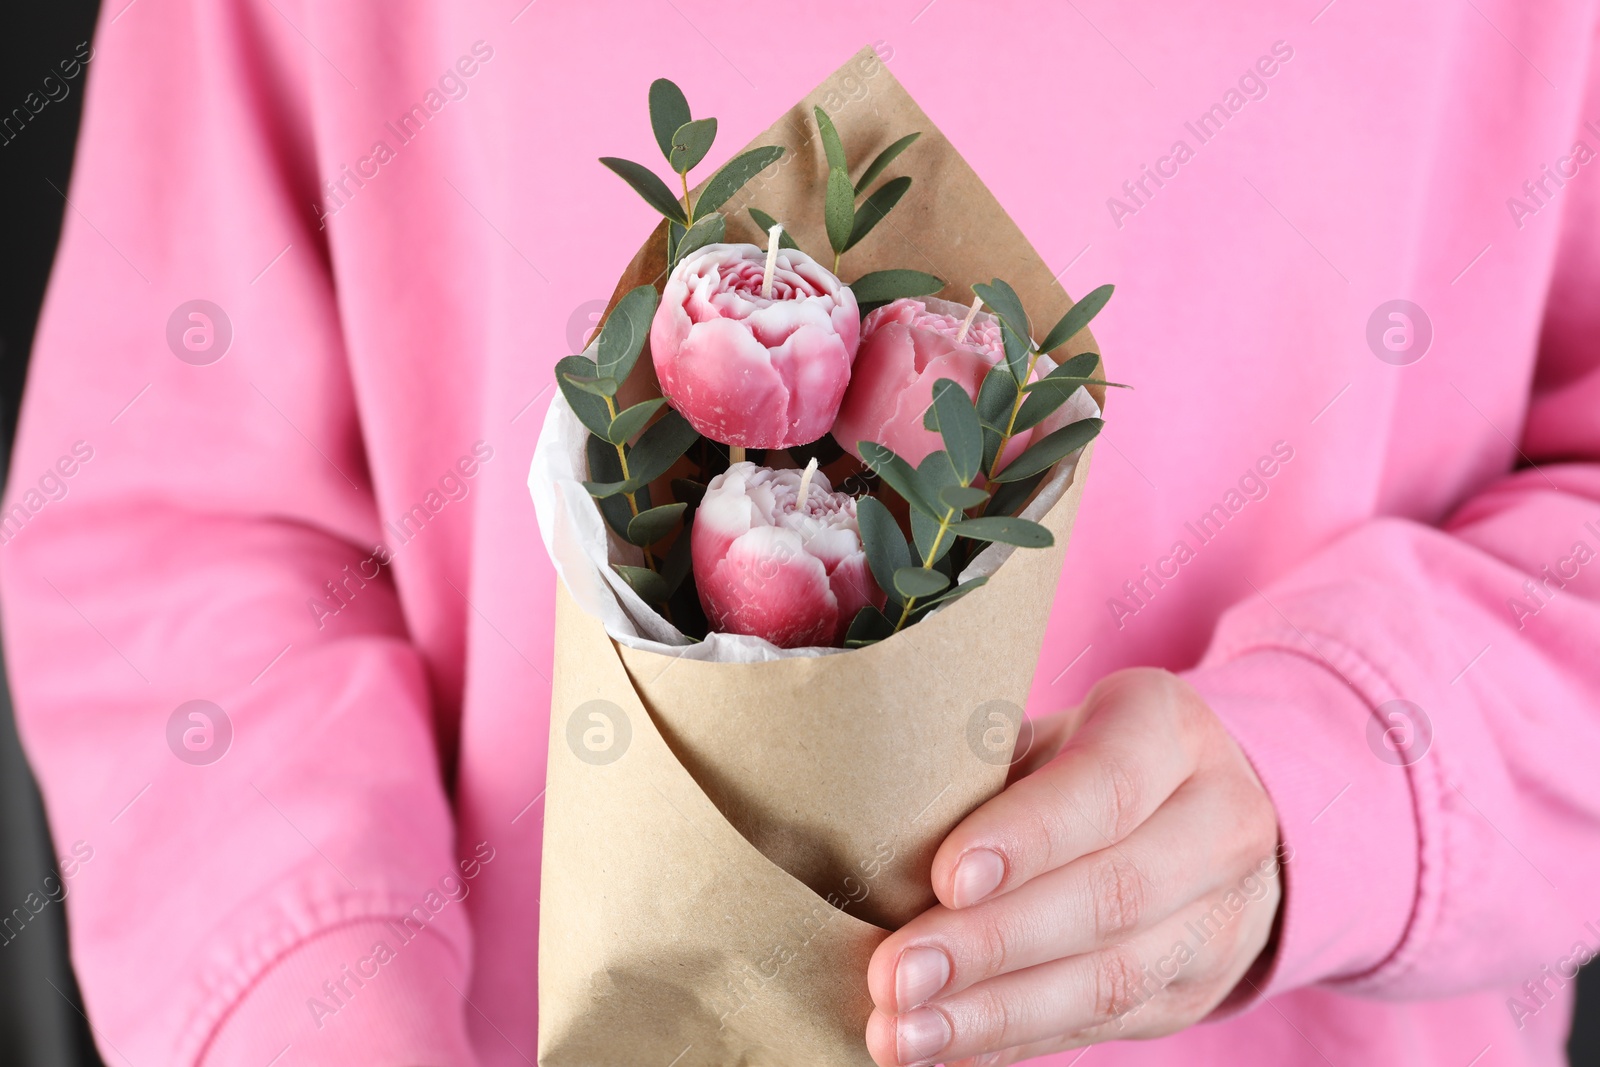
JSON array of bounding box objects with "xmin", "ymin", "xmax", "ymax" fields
[
  {"xmin": 651, "ymin": 243, "xmax": 860, "ymax": 448},
  {"xmin": 834, "ymin": 296, "xmax": 1037, "ymax": 470},
  {"xmin": 691, "ymin": 462, "xmax": 882, "ymax": 648}
]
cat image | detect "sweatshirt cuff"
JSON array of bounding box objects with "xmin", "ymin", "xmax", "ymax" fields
[
  {"xmin": 199, "ymin": 920, "xmax": 476, "ymax": 1067},
  {"xmin": 1184, "ymin": 647, "xmax": 1420, "ymax": 1006}
]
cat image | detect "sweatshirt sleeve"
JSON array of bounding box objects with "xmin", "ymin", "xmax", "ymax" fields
[
  {"xmin": 0, "ymin": 2, "xmax": 474, "ymax": 1063},
  {"xmin": 1185, "ymin": 44, "xmax": 1600, "ymax": 1002}
]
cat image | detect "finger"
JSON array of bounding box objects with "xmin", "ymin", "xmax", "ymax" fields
[
  {"xmin": 932, "ymin": 668, "xmax": 1207, "ymax": 910},
  {"xmin": 1004, "ymin": 703, "xmax": 1088, "ymax": 784},
  {"xmin": 868, "ymin": 777, "xmax": 1252, "ymax": 1014},
  {"xmin": 866, "ymin": 890, "xmax": 1272, "ymax": 1067}
]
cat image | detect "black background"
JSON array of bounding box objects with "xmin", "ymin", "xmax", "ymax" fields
[{"xmin": 0, "ymin": 4, "xmax": 1595, "ymax": 1064}]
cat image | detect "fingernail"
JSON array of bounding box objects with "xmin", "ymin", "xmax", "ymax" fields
[
  {"xmin": 894, "ymin": 945, "xmax": 951, "ymax": 1010},
  {"xmin": 951, "ymin": 848, "xmax": 1005, "ymax": 908},
  {"xmin": 896, "ymin": 1006, "xmax": 952, "ymax": 1064}
]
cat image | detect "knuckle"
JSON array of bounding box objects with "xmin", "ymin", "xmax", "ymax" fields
[
  {"xmin": 1097, "ymin": 750, "xmax": 1146, "ymax": 841},
  {"xmin": 970, "ymin": 910, "xmax": 1016, "ymax": 980},
  {"xmin": 1091, "ymin": 945, "xmax": 1148, "ymax": 1022},
  {"xmin": 966, "ymin": 981, "xmax": 1021, "ymax": 1050},
  {"xmin": 1089, "ymin": 851, "xmax": 1149, "ymax": 941}
]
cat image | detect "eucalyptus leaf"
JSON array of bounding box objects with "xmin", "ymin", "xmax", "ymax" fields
[
  {"xmin": 824, "ymin": 167, "xmax": 855, "ymax": 255},
  {"xmin": 912, "ymin": 450, "xmax": 961, "ymax": 564},
  {"xmin": 951, "ymin": 515, "xmax": 1054, "ymax": 548},
  {"xmin": 894, "ymin": 566, "xmax": 950, "ymax": 600},
  {"xmin": 605, "ymin": 398, "xmax": 669, "ymax": 445},
  {"xmin": 813, "ymin": 105, "xmax": 847, "ymax": 170},
  {"xmin": 584, "ymin": 409, "xmax": 699, "ymax": 496},
  {"xmin": 594, "ymin": 285, "xmax": 659, "ymax": 383},
  {"xmin": 939, "ymin": 485, "xmax": 989, "ymax": 511},
  {"xmin": 561, "ymin": 370, "xmax": 619, "ymax": 397},
  {"xmin": 849, "ymin": 270, "xmax": 944, "ymax": 305},
  {"xmin": 623, "ymin": 408, "xmax": 700, "ymax": 488},
  {"xmin": 694, "ymin": 145, "xmax": 785, "ymax": 220},
  {"xmin": 648, "ymin": 79, "xmax": 692, "ymax": 162},
  {"xmin": 666, "ymin": 218, "xmax": 684, "ymax": 266},
  {"xmin": 975, "ymin": 365, "xmax": 1019, "ymax": 472},
  {"xmin": 930, "ymin": 378, "xmax": 982, "ymax": 484},
  {"xmin": 854, "ymin": 132, "xmax": 921, "ymax": 195},
  {"xmin": 675, "ymin": 213, "xmax": 726, "ymax": 262},
  {"xmin": 1037, "ymin": 283, "xmax": 1114, "ymax": 355},
  {"xmin": 984, "ymin": 469, "xmax": 1046, "ymax": 518},
  {"xmin": 626, "ymin": 502, "xmax": 687, "ymax": 546},
  {"xmin": 599, "ymin": 157, "xmax": 688, "ymax": 224},
  {"xmin": 1014, "ymin": 377, "xmax": 1120, "ymax": 434},
  {"xmin": 990, "ymin": 417, "xmax": 1104, "ymax": 484},
  {"xmin": 844, "ymin": 605, "xmax": 895, "ymax": 647},
  {"xmin": 747, "ymin": 208, "xmax": 798, "ymax": 249},
  {"xmin": 911, "ymin": 575, "xmax": 988, "ymax": 612},
  {"xmin": 910, "ymin": 507, "xmax": 952, "ymax": 567},
  {"xmin": 858, "ymin": 441, "xmax": 939, "ymax": 518},
  {"xmin": 1049, "ymin": 351, "xmax": 1103, "ymax": 381},
  {"xmin": 856, "ymin": 495, "xmax": 911, "ymax": 607},
  {"xmin": 1001, "ymin": 323, "xmax": 1032, "ymax": 385},
  {"xmin": 586, "ymin": 436, "xmax": 636, "ymax": 537},
  {"xmin": 843, "ymin": 175, "xmax": 910, "ymax": 252},
  {"xmin": 669, "ymin": 117, "xmax": 717, "ymax": 174},
  {"xmin": 670, "ymin": 477, "xmax": 707, "ymax": 510},
  {"xmin": 614, "ymin": 563, "xmax": 672, "ymax": 604},
  {"xmin": 556, "ymin": 355, "xmax": 614, "ymax": 438},
  {"xmin": 971, "ymin": 279, "xmax": 1031, "ymax": 346},
  {"xmin": 661, "ymin": 513, "xmax": 694, "ymax": 591}
]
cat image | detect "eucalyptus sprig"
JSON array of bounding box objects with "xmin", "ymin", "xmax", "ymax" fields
[
  {"xmin": 600, "ymin": 78, "xmax": 786, "ymax": 269},
  {"xmin": 847, "ymin": 378, "xmax": 1064, "ymax": 646},
  {"xmin": 969, "ymin": 280, "xmax": 1126, "ymax": 485},
  {"xmin": 747, "ymin": 111, "xmax": 940, "ymax": 310},
  {"xmin": 843, "ymin": 282, "xmax": 1127, "ymax": 646},
  {"xmin": 813, "ymin": 107, "xmax": 919, "ymax": 274},
  {"xmin": 557, "ymin": 284, "xmax": 701, "ymax": 607}
]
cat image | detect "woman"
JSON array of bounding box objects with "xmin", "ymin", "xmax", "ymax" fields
[{"xmin": 2, "ymin": 1, "xmax": 1597, "ymax": 1065}]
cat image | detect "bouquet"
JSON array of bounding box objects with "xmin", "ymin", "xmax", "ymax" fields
[{"xmin": 530, "ymin": 47, "xmax": 1117, "ymax": 1066}]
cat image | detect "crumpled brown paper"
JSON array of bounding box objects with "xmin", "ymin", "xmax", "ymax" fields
[{"xmin": 537, "ymin": 45, "xmax": 1105, "ymax": 1067}]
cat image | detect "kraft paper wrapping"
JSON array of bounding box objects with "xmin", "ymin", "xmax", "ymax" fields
[{"xmin": 536, "ymin": 46, "xmax": 1105, "ymax": 1066}]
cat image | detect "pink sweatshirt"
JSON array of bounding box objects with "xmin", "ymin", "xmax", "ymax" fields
[{"xmin": 3, "ymin": 1, "xmax": 1598, "ymax": 1064}]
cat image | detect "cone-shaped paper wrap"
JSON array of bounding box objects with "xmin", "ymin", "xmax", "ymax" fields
[{"xmin": 534, "ymin": 46, "xmax": 1106, "ymax": 1067}]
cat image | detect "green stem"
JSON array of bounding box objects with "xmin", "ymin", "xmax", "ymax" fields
[
  {"xmin": 833, "ymin": 249, "xmax": 842, "ymax": 275},
  {"xmin": 986, "ymin": 346, "xmax": 1045, "ymax": 482},
  {"xmin": 681, "ymin": 171, "xmax": 694, "ymax": 223},
  {"xmin": 892, "ymin": 507, "xmax": 957, "ymax": 631},
  {"xmin": 603, "ymin": 395, "xmax": 655, "ymax": 570}
]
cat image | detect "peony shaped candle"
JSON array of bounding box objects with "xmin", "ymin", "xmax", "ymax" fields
[
  {"xmin": 692, "ymin": 459, "xmax": 882, "ymax": 648},
  {"xmin": 833, "ymin": 296, "xmax": 1035, "ymax": 470},
  {"xmin": 650, "ymin": 234, "xmax": 860, "ymax": 450}
]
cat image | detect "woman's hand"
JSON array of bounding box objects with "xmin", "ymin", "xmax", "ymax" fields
[{"xmin": 865, "ymin": 668, "xmax": 1285, "ymax": 1066}]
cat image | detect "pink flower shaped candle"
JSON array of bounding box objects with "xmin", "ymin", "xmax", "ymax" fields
[
  {"xmin": 833, "ymin": 296, "xmax": 1035, "ymax": 470},
  {"xmin": 650, "ymin": 230, "xmax": 860, "ymax": 450},
  {"xmin": 692, "ymin": 458, "xmax": 882, "ymax": 648}
]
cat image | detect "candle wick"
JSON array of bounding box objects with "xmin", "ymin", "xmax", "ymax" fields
[
  {"xmin": 761, "ymin": 224, "xmax": 783, "ymax": 300},
  {"xmin": 956, "ymin": 296, "xmax": 984, "ymax": 344},
  {"xmin": 795, "ymin": 456, "xmax": 819, "ymax": 510}
]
